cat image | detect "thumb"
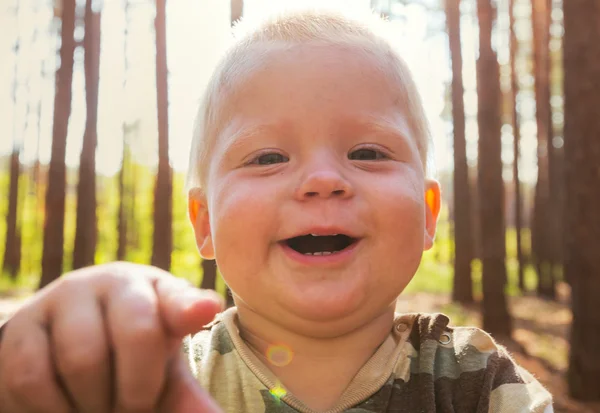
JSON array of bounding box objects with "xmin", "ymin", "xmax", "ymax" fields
[
  {"xmin": 157, "ymin": 279, "xmax": 224, "ymax": 337},
  {"xmin": 159, "ymin": 354, "xmax": 223, "ymax": 413}
]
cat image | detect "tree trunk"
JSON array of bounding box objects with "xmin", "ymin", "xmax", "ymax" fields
[
  {"xmin": 34, "ymin": 94, "xmax": 44, "ymax": 231},
  {"xmin": 116, "ymin": 147, "xmax": 128, "ymax": 262},
  {"xmin": 39, "ymin": 0, "xmax": 76, "ymax": 289},
  {"xmin": 117, "ymin": 134, "xmax": 133, "ymax": 261},
  {"xmin": 509, "ymin": 0, "xmax": 525, "ymax": 292},
  {"xmin": 201, "ymin": 259, "xmax": 217, "ymax": 290},
  {"xmin": 226, "ymin": 287, "xmax": 235, "ymax": 308},
  {"xmin": 3, "ymin": 2, "xmax": 23, "ymax": 280},
  {"xmin": 231, "ymin": 0, "xmax": 243, "ymax": 25},
  {"xmin": 72, "ymin": 0, "xmax": 101, "ymax": 270},
  {"xmin": 531, "ymin": 0, "xmax": 555, "ymax": 299},
  {"xmin": 129, "ymin": 143, "xmax": 139, "ymax": 249},
  {"xmin": 3, "ymin": 149, "xmax": 21, "ymax": 278},
  {"xmin": 564, "ymin": 0, "xmax": 600, "ymax": 401},
  {"xmin": 546, "ymin": 0, "xmax": 561, "ymax": 293},
  {"xmin": 446, "ymin": 0, "xmax": 473, "ymax": 304},
  {"xmin": 476, "ymin": 0, "xmax": 511, "ymax": 337},
  {"xmin": 151, "ymin": 0, "xmax": 173, "ymax": 271},
  {"xmin": 117, "ymin": 0, "xmax": 129, "ymax": 262}
]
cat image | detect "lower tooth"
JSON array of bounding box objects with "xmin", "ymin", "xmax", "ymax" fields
[
  {"xmin": 322, "ymin": 251, "xmax": 332, "ymax": 256},
  {"xmin": 313, "ymin": 252, "xmax": 323, "ymax": 256}
]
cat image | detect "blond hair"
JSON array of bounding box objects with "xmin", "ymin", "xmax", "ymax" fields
[{"xmin": 186, "ymin": 8, "xmax": 431, "ymax": 191}]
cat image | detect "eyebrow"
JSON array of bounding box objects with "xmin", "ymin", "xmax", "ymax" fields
[
  {"xmin": 219, "ymin": 123, "xmax": 284, "ymax": 159},
  {"xmin": 349, "ymin": 116, "xmax": 414, "ymax": 146},
  {"xmin": 364, "ymin": 121, "xmax": 408, "ymax": 140}
]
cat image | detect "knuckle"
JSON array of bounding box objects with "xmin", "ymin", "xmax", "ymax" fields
[
  {"xmin": 55, "ymin": 271, "xmax": 88, "ymax": 294},
  {"xmin": 121, "ymin": 317, "xmax": 161, "ymax": 346},
  {"xmin": 103, "ymin": 262, "xmax": 160, "ymax": 290},
  {"xmin": 57, "ymin": 275, "xmax": 77, "ymax": 292},
  {"xmin": 67, "ymin": 262, "xmax": 131, "ymax": 286},
  {"xmin": 102, "ymin": 261, "xmax": 131, "ymax": 276},
  {"xmin": 94, "ymin": 263, "xmax": 126, "ymax": 285}
]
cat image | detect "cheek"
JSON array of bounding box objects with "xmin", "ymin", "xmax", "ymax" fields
[
  {"xmin": 372, "ymin": 191, "xmax": 425, "ymax": 294},
  {"xmin": 383, "ymin": 199, "xmax": 425, "ymax": 257},
  {"xmin": 367, "ymin": 175, "xmax": 426, "ymax": 253},
  {"xmin": 209, "ymin": 178, "xmax": 281, "ymax": 268}
]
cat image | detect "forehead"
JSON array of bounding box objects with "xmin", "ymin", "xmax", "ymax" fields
[{"xmin": 216, "ymin": 41, "xmax": 409, "ymax": 129}]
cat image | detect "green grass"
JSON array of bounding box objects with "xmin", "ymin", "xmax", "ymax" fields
[{"xmin": 405, "ymin": 254, "xmax": 453, "ymax": 294}]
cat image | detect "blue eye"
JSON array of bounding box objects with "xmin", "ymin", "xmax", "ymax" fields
[
  {"xmin": 250, "ymin": 152, "xmax": 289, "ymax": 165},
  {"xmin": 348, "ymin": 148, "xmax": 388, "ymax": 161}
]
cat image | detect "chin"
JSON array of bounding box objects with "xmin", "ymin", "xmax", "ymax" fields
[
  {"xmin": 282, "ymin": 298, "xmax": 391, "ymax": 338},
  {"xmin": 277, "ymin": 285, "xmax": 371, "ymax": 323}
]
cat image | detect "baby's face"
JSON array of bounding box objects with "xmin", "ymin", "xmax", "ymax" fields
[{"xmin": 194, "ymin": 43, "xmax": 439, "ymax": 335}]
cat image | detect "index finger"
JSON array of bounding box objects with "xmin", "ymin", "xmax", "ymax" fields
[
  {"xmin": 158, "ymin": 354, "xmax": 223, "ymax": 413},
  {"xmin": 154, "ymin": 277, "xmax": 223, "ymax": 338}
]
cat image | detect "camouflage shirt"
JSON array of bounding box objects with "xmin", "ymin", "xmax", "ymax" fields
[{"xmin": 183, "ymin": 308, "xmax": 553, "ymax": 413}]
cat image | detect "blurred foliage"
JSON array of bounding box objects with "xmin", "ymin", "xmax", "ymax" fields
[
  {"xmin": 0, "ymin": 160, "xmax": 227, "ymax": 296},
  {"xmin": 405, "ymin": 204, "xmax": 538, "ymax": 298}
]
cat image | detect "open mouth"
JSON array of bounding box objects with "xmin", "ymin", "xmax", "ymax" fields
[{"xmin": 283, "ymin": 234, "xmax": 358, "ymax": 256}]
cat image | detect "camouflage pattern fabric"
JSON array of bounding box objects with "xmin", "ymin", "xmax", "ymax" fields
[{"xmin": 183, "ymin": 308, "xmax": 552, "ymax": 413}]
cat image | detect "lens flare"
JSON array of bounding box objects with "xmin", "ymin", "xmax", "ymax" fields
[
  {"xmin": 265, "ymin": 343, "xmax": 294, "ymax": 367},
  {"xmin": 269, "ymin": 383, "xmax": 288, "ymax": 401}
]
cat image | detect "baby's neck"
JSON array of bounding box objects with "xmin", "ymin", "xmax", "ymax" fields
[{"xmin": 236, "ymin": 306, "xmax": 395, "ymax": 412}]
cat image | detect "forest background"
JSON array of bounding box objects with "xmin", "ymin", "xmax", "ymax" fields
[{"xmin": 1, "ymin": 0, "xmax": 599, "ymax": 411}]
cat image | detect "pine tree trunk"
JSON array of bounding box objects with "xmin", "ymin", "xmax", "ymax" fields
[
  {"xmin": 201, "ymin": 259, "xmax": 217, "ymax": 290},
  {"xmin": 3, "ymin": 149, "xmax": 21, "ymax": 278},
  {"xmin": 129, "ymin": 150, "xmax": 138, "ymax": 249},
  {"xmin": 34, "ymin": 97, "xmax": 43, "ymax": 231},
  {"xmin": 116, "ymin": 177, "xmax": 127, "ymax": 260},
  {"xmin": 151, "ymin": 0, "xmax": 173, "ymax": 271},
  {"xmin": 564, "ymin": 0, "xmax": 600, "ymax": 400},
  {"xmin": 226, "ymin": 287, "xmax": 235, "ymax": 308},
  {"xmin": 545, "ymin": 0, "xmax": 560, "ymax": 295},
  {"xmin": 116, "ymin": 146, "xmax": 132, "ymax": 262},
  {"xmin": 231, "ymin": 0, "xmax": 243, "ymax": 25},
  {"xmin": 117, "ymin": 0, "xmax": 129, "ymax": 262},
  {"xmin": 446, "ymin": 0, "xmax": 473, "ymax": 304},
  {"xmin": 72, "ymin": 0, "xmax": 101, "ymax": 270},
  {"xmin": 531, "ymin": 0, "xmax": 555, "ymax": 299},
  {"xmin": 509, "ymin": 0, "xmax": 525, "ymax": 292},
  {"xmin": 39, "ymin": 0, "xmax": 76, "ymax": 289},
  {"xmin": 4, "ymin": 2, "xmax": 23, "ymax": 280},
  {"xmin": 476, "ymin": 0, "xmax": 511, "ymax": 337}
]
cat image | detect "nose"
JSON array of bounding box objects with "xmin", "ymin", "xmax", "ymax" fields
[{"xmin": 295, "ymin": 168, "xmax": 354, "ymax": 200}]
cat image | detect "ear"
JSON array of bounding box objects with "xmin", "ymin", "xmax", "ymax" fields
[
  {"xmin": 188, "ymin": 188, "xmax": 215, "ymax": 259},
  {"xmin": 423, "ymin": 179, "xmax": 441, "ymax": 251}
]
